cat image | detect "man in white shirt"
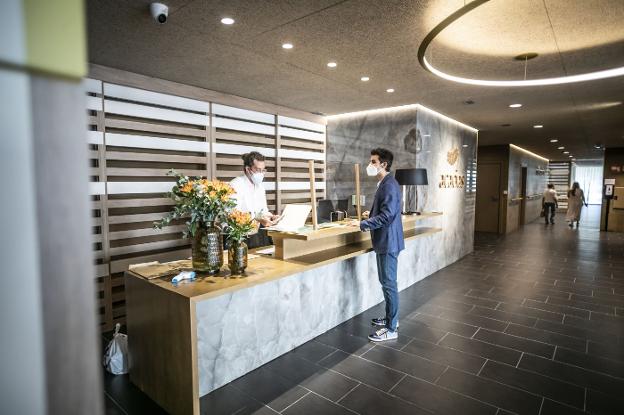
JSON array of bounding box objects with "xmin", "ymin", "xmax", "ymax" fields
[
  {"xmin": 229, "ymin": 151, "xmax": 279, "ymax": 247},
  {"xmin": 542, "ymin": 183, "xmax": 558, "ymax": 225}
]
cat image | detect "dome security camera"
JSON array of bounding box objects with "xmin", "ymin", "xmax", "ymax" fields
[{"xmin": 150, "ymin": 2, "xmax": 168, "ymax": 24}]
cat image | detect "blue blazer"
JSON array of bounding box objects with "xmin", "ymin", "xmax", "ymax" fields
[{"xmin": 359, "ymin": 174, "xmax": 405, "ymax": 254}]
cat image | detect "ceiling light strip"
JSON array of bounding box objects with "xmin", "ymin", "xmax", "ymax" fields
[
  {"xmin": 417, "ymin": 0, "xmax": 624, "ymax": 87},
  {"xmin": 327, "ymin": 103, "xmax": 478, "ymax": 132},
  {"xmin": 510, "ymin": 144, "xmax": 549, "ymax": 162}
]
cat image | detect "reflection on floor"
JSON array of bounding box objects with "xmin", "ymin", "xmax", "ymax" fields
[{"xmin": 104, "ymin": 205, "xmax": 624, "ymax": 414}]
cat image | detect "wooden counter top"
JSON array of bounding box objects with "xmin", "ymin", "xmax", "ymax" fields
[{"xmin": 127, "ymin": 223, "xmax": 442, "ymax": 302}]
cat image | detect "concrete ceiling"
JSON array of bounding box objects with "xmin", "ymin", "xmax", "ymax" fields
[{"xmin": 86, "ymin": 0, "xmax": 624, "ymax": 160}]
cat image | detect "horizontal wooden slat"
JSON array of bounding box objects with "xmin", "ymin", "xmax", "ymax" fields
[
  {"xmin": 214, "ymin": 142, "xmax": 276, "ymax": 158},
  {"xmin": 215, "ymin": 157, "xmax": 275, "ymax": 167},
  {"xmin": 214, "ymin": 130, "xmax": 275, "ymax": 146},
  {"xmin": 214, "ymin": 117, "xmax": 275, "ymax": 135},
  {"xmin": 104, "ymin": 83, "xmax": 210, "ymax": 113},
  {"xmin": 216, "ymin": 170, "xmax": 276, "ymax": 179},
  {"xmin": 107, "ymin": 197, "xmax": 174, "ymax": 208},
  {"xmin": 107, "ymin": 167, "xmax": 207, "ymax": 178},
  {"xmin": 87, "ymin": 96, "xmax": 102, "ymax": 111},
  {"xmin": 105, "ymin": 118, "xmax": 207, "ymax": 138},
  {"xmin": 106, "ymin": 151, "xmax": 207, "ymax": 164},
  {"xmin": 83, "ymin": 78, "xmax": 102, "ymax": 94},
  {"xmin": 278, "ymin": 115, "xmax": 325, "ymax": 133},
  {"xmin": 212, "ymin": 103, "xmax": 274, "ymax": 124},
  {"xmin": 279, "ymin": 160, "xmax": 324, "ymax": 169},
  {"xmin": 279, "ymin": 181, "xmax": 325, "ymax": 190},
  {"xmin": 89, "ymin": 182, "xmax": 106, "ymax": 195},
  {"xmin": 105, "ymin": 100, "xmax": 209, "ymax": 126},
  {"xmin": 279, "ymin": 126, "xmax": 325, "ymax": 142},
  {"xmin": 94, "ymin": 264, "xmax": 109, "ymax": 278},
  {"xmin": 109, "ymin": 225, "xmax": 186, "ymax": 241},
  {"xmin": 280, "ymin": 138, "xmax": 324, "ymax": 151},
  {"xmin": 280, "ymin": 171, "xmax": 325, "ymax": 179},
  {"xmin": 107, "ymin": 182, "xmax": 175, "ymax": 195},
  {"xmin": 109, "ymin": 238, "xmax": 189, "ymax": 256},
  {"xmin": 280, "ymin": 148, "xmax": 325, "ymax": 161},
  {"xmin": 106, "ymin": 133, "xmax": 209, "ymax": 153},
  {"xmin": 108, "ymin": 212, "xmax": 170, "ymax": 224}
]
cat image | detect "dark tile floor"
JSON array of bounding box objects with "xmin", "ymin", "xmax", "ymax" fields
[{"xmin": 104, "ymin": 206, "xmax": 624, "ymax": 414}]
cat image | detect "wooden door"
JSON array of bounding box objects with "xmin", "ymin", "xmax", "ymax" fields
[{"xmin": 476, "ymin": 162, "xmax": 502, "ymax": 233}]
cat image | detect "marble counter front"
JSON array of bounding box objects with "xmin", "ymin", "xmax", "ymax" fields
[{"xmin": 125, "ymin": 215, "xmax": 447, "ymax": 415}]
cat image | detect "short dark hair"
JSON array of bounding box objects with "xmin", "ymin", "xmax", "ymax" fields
[
  {"xmin": 371, "ymin": 148, "xmax": 393, "ymax": 172},
  {"xmin": 547, "ymin": 183, "xmax": 554, "ymax": 189},
  {"xmin": 241, "ymin": 151, "xmax": 265, "ymax": 168}
]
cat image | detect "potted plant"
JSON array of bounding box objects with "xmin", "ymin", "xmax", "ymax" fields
[
  {"xmin": 155, "ymin": 172, "xmax": 236, "ymax": 274},
  {"xmin": 223, "ymin": 210, "xmax": 258, "ymax": 275}
]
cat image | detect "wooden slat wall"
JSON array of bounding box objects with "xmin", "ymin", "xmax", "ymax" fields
[
  {"xmin": 548, "ymin": 161, "xmax": 571, "ymax": 211},
  {"xmin": 84, "ymin": 79, "xmax": 326, "ymax": 331}
]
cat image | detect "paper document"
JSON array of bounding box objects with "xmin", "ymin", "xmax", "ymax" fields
[
  {"xmin": 266, "ymin": 204, "xmax": 312, "ymax": 232},
  {"xmin": 255, "ymin": 247, "xmax": 275, "ymax": 255}
]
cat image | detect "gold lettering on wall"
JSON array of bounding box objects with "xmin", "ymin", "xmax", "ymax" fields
[{"xmin": 439, "ymin": 147, "xmax": 465, "ymax": 188}]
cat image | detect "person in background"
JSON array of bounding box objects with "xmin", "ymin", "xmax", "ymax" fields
[
  {"xmin": 355, "ymin": 148, "xmax": 404, "ymax": 342},
  {"xmin": 566, "ymin": 182, "xmax": 588, "ymax": 228},
  {"xmin": 230, "ymin": 151, "xmax": 280, "ymax": 248},
  {"xmin": 542, "ymin": 183, "xmax": 558, "ymax": 225}
]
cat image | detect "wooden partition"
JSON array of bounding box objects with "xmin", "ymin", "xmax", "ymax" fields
[{"xmin": 84, "ymin": 72, "xmax": 326, "ymax": 331}]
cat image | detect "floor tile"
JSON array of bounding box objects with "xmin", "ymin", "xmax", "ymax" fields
[
  {"xmin": 361, "ymin": 344, "xmax": 446, "ymax": 382},
  {"xmin": 439, "ymin": 333, "xmax": 522, "ymax": 366},
  {"xmin": 436, "ymin": 367, "xmax": 543, "ymax": 415},
  {"xmin": 392, "ymin": 375, "xmax": 497, "ymax": 415},
  {"xmin": 339, "ymin": 383, "xmax": 430, "ymax": 415},
  {"xmin": 474, "ymin": 328, "xmax": 555, "ymax": 358},
  {"xmin": 282, "ymin": 392, "xmax": 352, "ymax": 415},
  {"xmin": 402, "ymin": 337, "xmax": 486, "ymax": 374}
]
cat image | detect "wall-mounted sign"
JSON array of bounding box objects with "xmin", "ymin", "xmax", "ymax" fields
[
  {"xmin": 610, "ymin": 165, "xmax": 622, "ymax": 173},
  {"xmin": 605, "ymin": 178, "xmax": 616, "ymax": 185},
  {"xmin": 439, "ymin": 147, "xmax": 465, "ymax": 188},
  {"xmin": 447, "ymin": 148, "xmax": 459, "ymax": 166}
]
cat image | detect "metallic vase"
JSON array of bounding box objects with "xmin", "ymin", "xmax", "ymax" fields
[
  {"xmin": 191, "ymin": 221, "xmax": 223, "ymax": 275},
  {"xmin": 228, "ymin": 240, "xmax": 248, "ymax": 275}
]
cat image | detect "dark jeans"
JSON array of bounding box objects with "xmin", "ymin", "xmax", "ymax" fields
[
  {"xmin": 544, "ymin": 202, "xmax": 556, "ymax": 223},
  {"xmin": 375, "ymin": 252, "xmax": 399, "ymax": 331}
]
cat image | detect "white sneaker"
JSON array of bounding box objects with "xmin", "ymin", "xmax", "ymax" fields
[{"xmin": 368, "ymin": 328, "xmax": 398, "ymax": 342}]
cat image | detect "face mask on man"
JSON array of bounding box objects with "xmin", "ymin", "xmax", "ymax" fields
[
  {"xmin": 252, "ymin": 172, "xmax": 264, "ymax": 184},
  {"xmin": 366, "ymin": 163, "xmax": 382, "ymax": 176}
]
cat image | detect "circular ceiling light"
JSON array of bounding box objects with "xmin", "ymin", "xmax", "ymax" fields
[
  {"xmin": 221, "ymin": 17, "xmax": 235, "ymax": 25},
  {"xmin": 462, "ymin": 144, "xmax": 469, "ymax": 147},
  {"xmin": 386, "ymin": 88, "xmax": 395, "ymax": 93},
  {"xmin": 568, "ymin": 155, "xmax": 573, "ymax": 158},
  {"xmin": 563, "ymin": 151, "xmax": 569, "ymax": 154},
  {"xmin": 282, "ymin": 43, "xmax": 293, "ymax": 49},
  {"xmin": 533, "ymin": 125, "xmax": 543, "ymax": 128},
  {"xmin": 417, "ymin": 0, "xmax": 624, "ymax": 87},
  {"xmin": 509, "ymin": 103, "xmax": 522, "ymax": 108},
  {"xmin": 549, "ymin": 139, "xmax": 558, "ymax": 143},
  {"xmin": 557, "ymin": 146, "xmax": 564, "ymax": 149},
  {"xmin": 327, "ymin": 62, "xmax": 337, "ymax": 68},
  {"xmin": 361, "ymin": 76, "xmax": 370, "ymax": 82}
]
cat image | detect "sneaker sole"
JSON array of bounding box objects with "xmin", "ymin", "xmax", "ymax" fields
[{"xmin": 368, "ymin": 335, "xmax": 398, "ymax": 342}]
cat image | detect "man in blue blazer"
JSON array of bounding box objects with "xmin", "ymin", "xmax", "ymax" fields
[{"xmin": 358, "ymin": 148, "xmax": 404, "ymax": 341}]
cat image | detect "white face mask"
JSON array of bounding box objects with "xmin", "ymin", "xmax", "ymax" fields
[
  {"xmin": 251, "ymin": 172, "xmax": 264, "ymax": 184},
  {"xmin": 366, "ymin": 163, "xmax": 379, "ymax": 176}
]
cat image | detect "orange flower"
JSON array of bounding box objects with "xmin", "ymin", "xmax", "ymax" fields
[{"xmin": 181, "ymin": 182, "xmax": 194, "ymax": 193}]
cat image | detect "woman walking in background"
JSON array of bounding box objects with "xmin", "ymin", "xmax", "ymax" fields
[{"xmin": 566, "ymin": 182, "xmax": 588, "ymax": 228}]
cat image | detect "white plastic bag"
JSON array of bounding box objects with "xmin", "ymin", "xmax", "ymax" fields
[{"xmin": 103, "ymin": 323, "xmax": 128, "ymax": 375}]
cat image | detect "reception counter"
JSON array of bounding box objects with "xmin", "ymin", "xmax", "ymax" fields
[{"xmin": 125, "ymin": 213, "xmax": 443, "ymax": 415}]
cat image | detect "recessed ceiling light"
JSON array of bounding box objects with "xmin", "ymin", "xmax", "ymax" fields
[
  {"xmin": 509, "ymin": 103, "xmax": 522, "ymax": 108},
  {"xmin": 549, "ymin": 139, "xmax": 558, "ymax": 143},
  {"xmin": 568, "ymin": 155, "xmax": 573, "ymax": 158},
  {"xmin": 361, "ymin": 76, "xmax": 370, "ymax": 82},
  {"xmin": 386, "ymin": 88, "xmax": 395, "ymax": 93},
  {"xmin": 462, "ymin": 144, "xmax": 469, "ymax": 147},
  {"xmin": 563, "ymin": 151, "xmax": 569, "ymax": 154},
  {"xmin": 557, "ymin": 146, "xmax": 565, "ymax": 150},
  {"xmin": 221, "ymin": 17, "xmax": 235, "ymax": 25},
  {"xmin": 282, "ymin": 43, "xmax": 293, "ymax": 49},
  {"xmin": 533, "ymin": 125, "xmax": 543, "ymax": 128},
  {"xmin": 327, "ymin": 62, "xmax": 337, "ymax": 68}
]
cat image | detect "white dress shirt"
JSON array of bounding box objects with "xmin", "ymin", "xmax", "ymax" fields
[
  {"xmin": 543, "ymin": 188, "xmax": 558, "ymax": 204},
  {"xmin": 230, "ymin": 175, "xmax": 269, "ymax": 219}
]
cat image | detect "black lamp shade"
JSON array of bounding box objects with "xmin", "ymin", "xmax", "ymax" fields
[{"xmin": 395, "ymin": 168, "xmax": 428, "ymax": 186}]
